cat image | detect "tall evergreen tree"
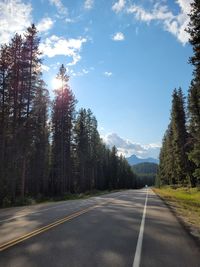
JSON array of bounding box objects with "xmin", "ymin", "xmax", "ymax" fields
[
  {"xmin": 171, "ymin": 88, "xmax": 189, "ymax": 185},
  {"xmin": 158, "ymin": 124, "xmax": 175, "ymax": 185},
  {"xmin": 51, "ymin": 64, "xmax": 76, "ymax": 195},
  {"xmin": 187, "ymin": 0, "xmax": 200, "ymax": 184},
  {"xmin": 0, "ymin": 44, "xmax": 11, "ymax": 205},
  {"xmin": 22, "ymin": 25, "xmax": 42, "ymax": 198},
  {"xmin": 73, "ymin": 108, "xmax": 89, "ymax": 192},
  {"xmin": 0, "ymin": 25, "xmax": 48, "ymax": 204},
  {"xmin": 158, "ymin": 89, "xmax": 188, "ymax": 186},
  {"xmin": 29, "ymin": 80, "xmax": 50, "ymax": 196}
]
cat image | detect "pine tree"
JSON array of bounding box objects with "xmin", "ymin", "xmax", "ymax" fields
[
  {"xmin": 159, "ymin": 89, "xmax": 189, "ymax": 186},
  {"xmin": 19, "ymin": 24, "xmax": 42, "ymax": 199},
  {"xmin": 29, "ymin": 80, "xmax": 50, "ymax": 196},
  {"xmin": 73, "ymin": 108, "xmax": 89, "ymax": 192},
  {"xmin": 0, "ymin": 44, "xmax": 11, "ymax": 205},
  {"xmin": 110, "ymin": 146, "xmax": 118, "ymax": 189},
  {"xmin": 171, "ymin": 88, "xmax": 189, "ymax": 185},
  {"xmin": 158, "ymin": 125, "xmax": 174, "ymax": 185},
  {"xmin": 187, "ymin": 0, "xmax": 200, "ymax": 184},
  {"xmin": 0, "ymin": 25, "xmax": 48, "ymax": 204},
  {"xmin": 51, "ymin": 64, "xmax": 76, "ymax": 195}
]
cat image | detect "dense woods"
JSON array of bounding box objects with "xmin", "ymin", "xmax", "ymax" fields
[
  {"xmin": 0, "ymin": 25, "xmax": 136, "ymax": 207},
  {"xmin": 158, "ymin": 0, "xmax": 200, "ymax": 188},
  {"xmin": 132, "ymin": 163, "xmax": 158, "ymax": 188}
]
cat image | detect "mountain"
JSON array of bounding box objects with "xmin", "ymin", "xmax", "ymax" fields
[{"xmin": 126, "ymin": 154, "xmax": 159, "ymax": 165}]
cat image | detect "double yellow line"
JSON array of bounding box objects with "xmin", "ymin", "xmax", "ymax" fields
[{"xmin": 0, "ymin": 205, "xmax": 99, "ymax": 252}]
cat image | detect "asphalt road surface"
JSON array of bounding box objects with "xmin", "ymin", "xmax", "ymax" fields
[{"xmin": 0, "ymin": 189, "xmax": 199, "ymax": 267}]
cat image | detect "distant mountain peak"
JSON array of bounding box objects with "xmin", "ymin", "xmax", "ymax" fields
[{"xmin": 126, "ymin": 154, "xmax": 159, "ymax": 165}]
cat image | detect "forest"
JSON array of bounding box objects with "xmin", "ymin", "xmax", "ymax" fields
[
  {"xmin": 157, "ymin": 0, "xmax": 200, "ymax": 188},
  {"xmin": 132, "ymin": 163, "xmax": 158, "ymax": 188},
  {"xmin": 0, "ymin": 25, "xmax": 136, "ymax": 207}
]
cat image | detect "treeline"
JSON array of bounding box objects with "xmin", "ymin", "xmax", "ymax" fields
[
  {"xmin": 157, "ymin": 1, "xmax": 200, "ymax": 187},
  {"xmin": 0, "ymin": 25, "xmax": 136, "ymax": 206},
  {"xmin": 132, "ymin": 163, "xmax": 158, "ymax": 188}
]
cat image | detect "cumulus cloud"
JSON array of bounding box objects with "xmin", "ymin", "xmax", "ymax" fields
[
  {"xmin": 37, "ymin": 17, "xmax": 54, "ymax": 33},
  {"xmin": 84, "ymin": 0, "xmax": 94, "ymax": 10},
  {"xmin": 127, "ymin": 0, "xmax": 192, "ymax": 45},
  {"xmin": 104, "ymin": 71, "xmax": 112, "ymax": 77},
  {"xmin": 112, "ymin": 0, "xmax": 126, "ymax": 13},
  {"xmin": 39, "ymin": 35, "xmax": 87, "ymax": 65},
  {"xmin": 112, "ymin": 32, "xmax": 125, "ymax": 41},
  {"xmin": 49, "ymin": 0, "xmax": 68, "ymax": 15},
  {"xmin": 102, "ymin": 133, "xmax": 161, "ymax": 159},
  {"xmin": 0, "ymin": 0, "xmax": 32, "ymax": 44}
]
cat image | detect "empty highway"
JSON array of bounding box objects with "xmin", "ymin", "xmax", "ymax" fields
[{"xmin": 0, "ymin": 189, "xmax": 199, "ymax": 267}]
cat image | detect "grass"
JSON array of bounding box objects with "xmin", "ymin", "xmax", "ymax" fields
[
  {"xmin": 1, "ymin": 189, "xmax": 120, "ymax": 208},
  {"xmin": 153, "ymin": 186, "xmax": 200, "ymax": 231}
]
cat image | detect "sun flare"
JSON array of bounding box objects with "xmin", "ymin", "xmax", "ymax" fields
[{"xmin": 52, "ymin": 78, "xmax": 63, "ymax": 89}]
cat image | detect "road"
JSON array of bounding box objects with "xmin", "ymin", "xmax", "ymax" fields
[{"xmin": 0, "ymin": 189, "xmax": 199, "ymax": 267}]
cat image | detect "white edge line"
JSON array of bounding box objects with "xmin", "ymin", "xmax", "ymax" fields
[{"xmin": 132, "ymin": 189, "xmax": 149, "ymax": 267}]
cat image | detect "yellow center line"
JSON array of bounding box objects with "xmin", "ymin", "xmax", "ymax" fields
[{"xmin": 0, "ymin": 204, "xmax": 100, "ymax": 252}]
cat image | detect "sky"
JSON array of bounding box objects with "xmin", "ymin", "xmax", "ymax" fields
[{"xmin": 0, "ymin": 0, "xmax": 194, "ymax": 159}]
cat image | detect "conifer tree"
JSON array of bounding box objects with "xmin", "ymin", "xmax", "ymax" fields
[
  {"xmin": 0, "ymin": 44, "xmax": 11, "ymax": 204},
  {"xmin": 158, "ymin": 124, "xmax": 175, "ymax": 185},
  {"xmin": 51, "ymin": 64, "xmax": 76, "ymax": 195},
  {"xmin": 158, "ymin": 89, "xmax": 188, "ymax": 186},
  {"xmin": 187, "ymin": 0, "xmax": 200, "ymax": 184},
  {"xmin": 0, "ymin": 25, "xmax": 48, "ymax": 204},
  {"xmin": 171, "ymin": 88, "xmax": 189, "ymax": 185},
  {"xmin": 19, "ymin": 24, "xmax": 42, "ymax": 199},
  {"xmin": 73, "ymin": 108, "xmax": 89, "ymax": 192},
  {"xmin": 29, "ymin": 80, "xmax": 50, "ymax": 196}
]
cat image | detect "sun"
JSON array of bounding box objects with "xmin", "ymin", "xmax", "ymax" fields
[{"xmin": 52, "ymin": 78, "xmax": 63, "ymax": 90}]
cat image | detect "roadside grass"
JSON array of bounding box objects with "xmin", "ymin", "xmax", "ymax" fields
[
  {"xmin": 1, "ymin": 189, "xmax": 120, "ymax": 208},
  {"xmin": 153, "ymin": 186, "xmax": 200, "ymax": 231}
]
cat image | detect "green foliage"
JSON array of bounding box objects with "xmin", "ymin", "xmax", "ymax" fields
[
  {"xmin": 133, "ymin": 162, "xmax": 158, "ymax": 174},
  {"xmin": 0, "ymin": 25, "xmax": 136, "ymax": 207},
  {"xmin": 187, "ymin": 0, "xmax": 200, "ymax": 185},
  {"xmin": 158, "ymin": 89, "xmax": 190, "ymax": 186},
  {"xmin": 50, "ymin": 64, "xmax": 76, "ymax": 195},
  {"xmin": 158, "ymin": 2, "xmax": 200, "ymax": 189},
  {"xmin": 132, "ymin": 162, "xmax": 158, "ymax": 188}
]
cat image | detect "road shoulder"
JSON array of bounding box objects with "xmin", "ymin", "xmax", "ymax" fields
[{"xmin": 153, "ymin": 187, "xmax": 200, "ymax": 248}]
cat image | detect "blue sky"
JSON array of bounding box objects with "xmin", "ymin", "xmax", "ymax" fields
[{"xmin": 0, "ymin": 0, "xmax": 193, "ymax": 158}]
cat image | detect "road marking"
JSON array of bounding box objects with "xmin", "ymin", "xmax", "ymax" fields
[
  {"xmin": 0, "ymin": 201, "xmax": 95, "ymax": 223},
  {"xmin": 0, "ymin": 205, "xmax": 99, "ymax": 252},
  {"xmin": 132, "ymin": 189, "xmax": 149, "ymax": 267},
  {"xmin": 0, "ymin": 191, "xmax": 125, "ymax": 223}
]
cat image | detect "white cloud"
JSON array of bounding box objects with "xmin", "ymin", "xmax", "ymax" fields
[
  {"xmin": 39, "ymin": 35, "xmax": 87, "ymax": 65},
  {"xmin": 65, "ymin": 18, "xmax": 74, "ymax": 23},
  {"xmin": 112, "ymin": 0, "xmax": 126, "ymax": 13},
  {"xmin": 112, "ymin": 32, "xmax": 125, "ymax": 41},
  {"xmin": 41, "ymin": 64, "xmax": 50, "ymax": 72},
  {"xmin": 84, "ymin": 0, "xmax": 94, "ymax": 10},
  {"xmin": 127, "ymin": 1, "xmax": 192, "ymax": 45},
  {"xmin": 102, "ymin": 133, "xmax": 161, "ymax": 158},
  {"xmin": 37, "ymin": 17, "xmax": 54, "ymax": 33},
  {"xmin": 71, "ymin": 68, "xmax": 90, "ymax": 77},
  {"xmin": 104, "ymin": 71, "xmax": 113, "ymax": 77},
  {"xmin": 49, "ymin": 0, "xmax": 68, "ymax": 15},
  {"xmin": 0, "ymin": 0, "xmax": 32, "ymax": 44}
]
